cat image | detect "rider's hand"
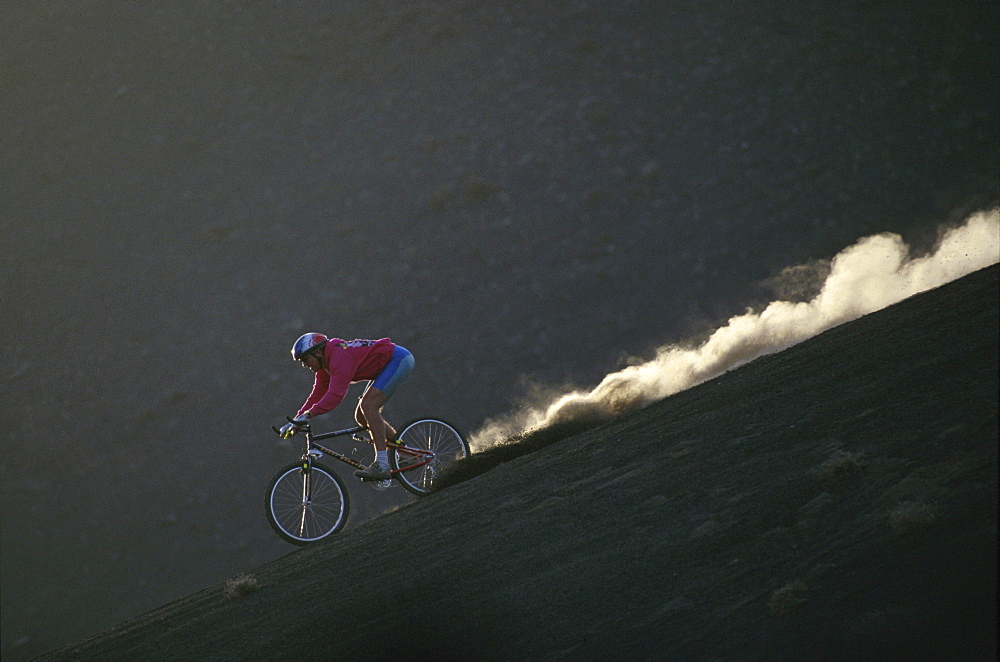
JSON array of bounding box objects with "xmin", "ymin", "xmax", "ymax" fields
[{"xmin": 280, "ymin": 414, "xmax": 309, "ymax": 439}]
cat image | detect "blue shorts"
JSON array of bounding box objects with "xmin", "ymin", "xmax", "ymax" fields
[{"xmin": 371, "ymin": 345, "xmax": 414, "ymax": 399}]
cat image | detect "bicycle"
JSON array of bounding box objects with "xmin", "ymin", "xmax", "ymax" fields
[{"xmin": 265, "ymin": 417, "xmax": 469, "ymax": 545}]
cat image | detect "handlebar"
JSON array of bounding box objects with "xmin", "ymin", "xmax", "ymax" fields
[{"xmin": 272, "ymin": 416, "xmax": 311, "ymax": 436}]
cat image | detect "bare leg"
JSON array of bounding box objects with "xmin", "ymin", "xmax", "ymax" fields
[
  {"xmin": 354, "ymin": 402, "xmax": 369, "ymax": 431},
  {"xmin": 358, "ymin": 386, "xmax": 390, "ymax": 452}
]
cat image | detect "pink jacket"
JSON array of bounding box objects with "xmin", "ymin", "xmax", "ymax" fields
[{"xmin": 297, "ymin": 338, "xmax": 396, "ymax": 416}]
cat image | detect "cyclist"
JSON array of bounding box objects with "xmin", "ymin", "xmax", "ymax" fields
[{"xmin": 280, "ymin": 333, "xmax": 415, "ymax": 480}]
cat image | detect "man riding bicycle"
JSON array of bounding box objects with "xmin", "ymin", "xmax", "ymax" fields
[{"xmin": 280, "ymin": 333, "xmax": 415, "ymax": 480}]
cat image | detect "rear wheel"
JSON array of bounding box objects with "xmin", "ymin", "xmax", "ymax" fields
[
  {"xmin": 390, "ymin": 418, "xmax": 469, "ymax": 496},
  {"xmin": 266, "ymin": 461, "xmax": 349, "ymax": 545}
]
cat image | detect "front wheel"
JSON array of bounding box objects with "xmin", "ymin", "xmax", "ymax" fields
[
  {"xmin": 266, "ymin": 461, "xmax": 350, "ymax": 545},
  {"xmin": 390, "ymin": 418, "xmax": 469, "ymax": 496}
]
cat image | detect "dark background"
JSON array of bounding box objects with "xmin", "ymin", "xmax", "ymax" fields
[{"xmin": 2, "ymin": 1, "xmax": 997, "ymax": 658}]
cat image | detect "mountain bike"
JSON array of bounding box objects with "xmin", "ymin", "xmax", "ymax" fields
[{"xmin": 265, "ymin": 418, "xmax": 468, "ymax": 545}]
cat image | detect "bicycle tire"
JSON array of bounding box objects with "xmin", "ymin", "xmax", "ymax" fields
[
  {"xmin": 389, "ymin": 418, "xmax": 469, "ymax": 496},
  {"xmin": 265, "ymin": 461, "xmax": 350, "ymax": 545}
]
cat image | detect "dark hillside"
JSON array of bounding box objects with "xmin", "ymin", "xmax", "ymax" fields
[
  {"xmin": 3, "ymin": 1, "xmax": 997, "ymax": 657},
  {"xmin": 39, "ymin": 266, "xmax": 997, "ymax": 660}
]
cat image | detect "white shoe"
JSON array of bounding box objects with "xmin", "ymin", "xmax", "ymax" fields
[{"xmin": 354, "ymin": 462, "xmax": 391, "ymax": 480}]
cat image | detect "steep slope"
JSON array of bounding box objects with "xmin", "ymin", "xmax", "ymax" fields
[
  {"xmin": 39, "ymin": 266, "xmax": 997, "ymax": 660},
  {"xmin": 4, "ymin": 2, "xmax": 999, "ymax": 657}
]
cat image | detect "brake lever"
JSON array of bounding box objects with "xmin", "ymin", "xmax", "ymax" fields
[
  {"xmin": 272, "ymin": 417, "xmax": 311, "ymax": 435},
  {"xmin": 272, "ymin": 419, "xmax": 311, "ymax": 436}
]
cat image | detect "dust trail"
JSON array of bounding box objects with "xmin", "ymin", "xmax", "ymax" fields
[{"xmin": 471, "ymin": 209, "xmax": 1000, "ymax": 451}]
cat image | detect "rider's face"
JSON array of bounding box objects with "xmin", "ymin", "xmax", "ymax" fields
[{"xmin": 299, "ymin": 353, "xmax": 321, "ymax": 371}]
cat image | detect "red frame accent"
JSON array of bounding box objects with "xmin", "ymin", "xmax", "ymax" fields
[{"xmin": 391, "ymin": 445, "xmax": 432, "ymax": 473}]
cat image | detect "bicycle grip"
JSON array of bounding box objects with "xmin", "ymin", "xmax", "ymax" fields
[{"xmin": 274, "ymin": 417, "xmax": 310, "ymax": 434}]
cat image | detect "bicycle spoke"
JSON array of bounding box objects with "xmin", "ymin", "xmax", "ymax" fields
[
  {"xmin": 266, "ymin": 463, "xmax": 349, "ymax": 544},
  {"xmin": 391, "ymin": 419, "xmax": 469, "ymax": 496}
]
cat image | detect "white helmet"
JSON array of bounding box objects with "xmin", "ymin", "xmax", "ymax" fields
[{"xmin": 291, "ymin": 333, "xmax": 328, "ymax": 361}]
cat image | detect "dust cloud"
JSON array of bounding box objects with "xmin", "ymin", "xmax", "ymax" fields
[{"xmin": 471, "ymin": 209, "xmax": 1000, "ymax": 451}]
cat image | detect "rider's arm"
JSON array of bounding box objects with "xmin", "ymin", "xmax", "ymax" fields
[
  {"xmin": 297, "ymin": 370, "xmax": 331, "ymax": 417},
  {"xmin": 306, "ymin": 367, "xmax": 351, "ymax": 416}
]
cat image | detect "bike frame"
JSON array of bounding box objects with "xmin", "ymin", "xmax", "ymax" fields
[
  {"xmin": 267, "ymin": 416, "xmax": 467, "ymax": 544},
  {"xmin": 294, "ymin": 423, "xmax": 435, "ymax": 477}
]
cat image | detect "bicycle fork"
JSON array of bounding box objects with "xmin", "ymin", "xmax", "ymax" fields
[{"xmin": 298, "ymin": 462, "xmax": 314, "ymax": 538}]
